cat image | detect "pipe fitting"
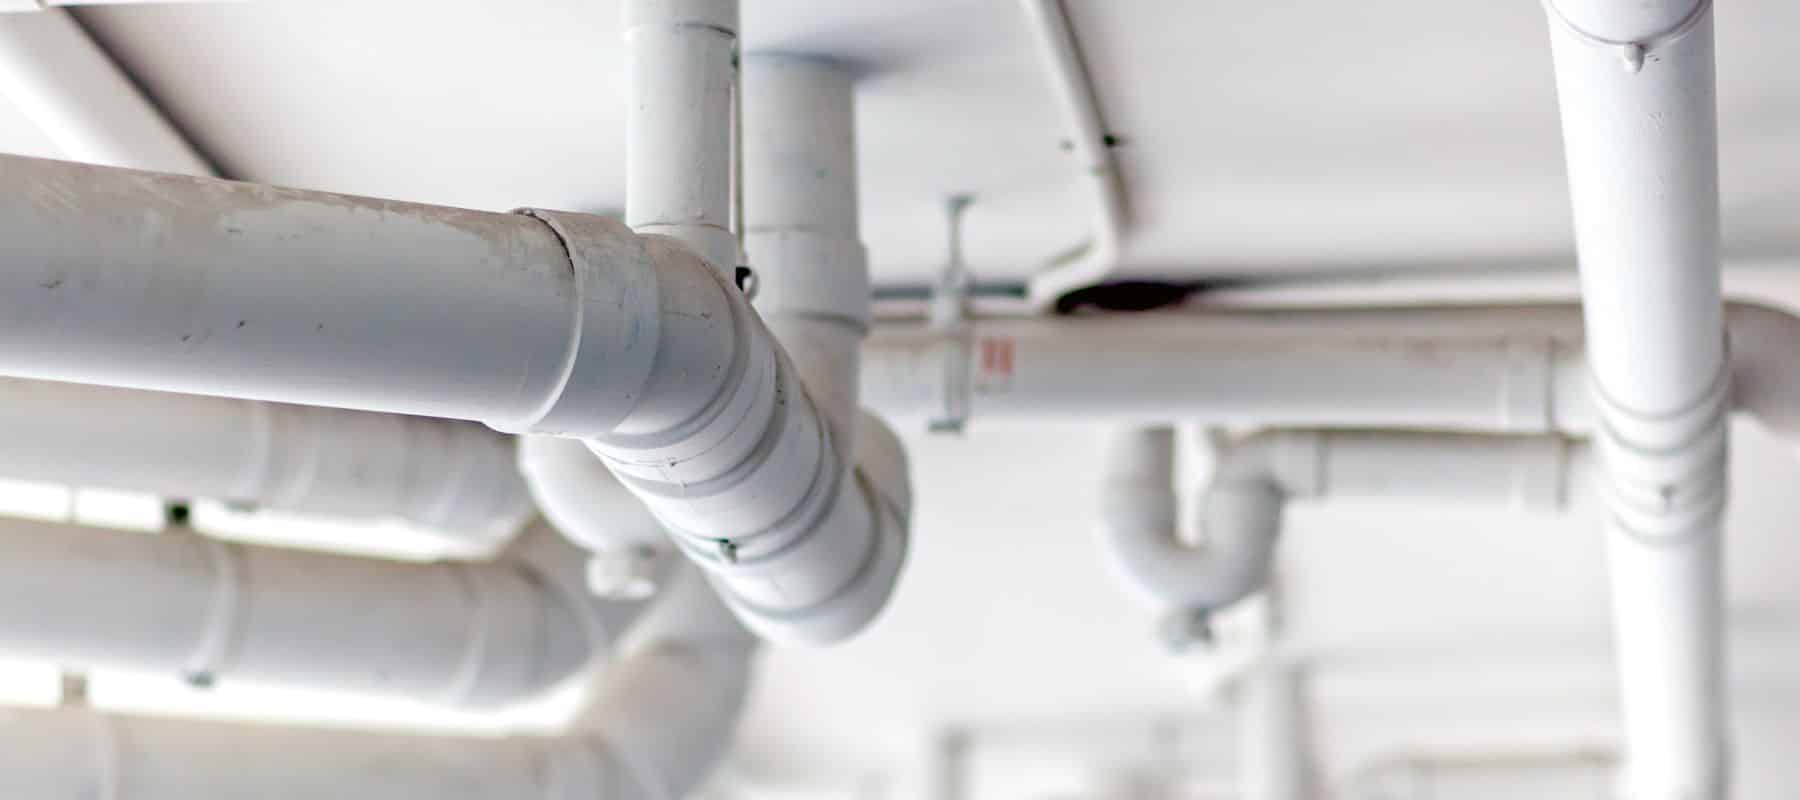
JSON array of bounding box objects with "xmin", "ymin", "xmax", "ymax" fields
[{"xmin": 1588, "ymin": 343, "xmax": 1731, "ymax": 545}]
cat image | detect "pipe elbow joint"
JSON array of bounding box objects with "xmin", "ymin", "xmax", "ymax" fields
[{"xmin": 1098, "ymin": 427, "xmax": 1289, "ymax": 615}]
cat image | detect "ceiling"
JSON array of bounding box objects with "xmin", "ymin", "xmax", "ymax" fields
[{"xmin": 6, "ymin": 0, "xmax": 1800, "ymax": 795}]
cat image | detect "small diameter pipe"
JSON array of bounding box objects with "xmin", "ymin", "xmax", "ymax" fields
[
  {"xmin": 1100, "ymin": 427, "xmax": 1585, "ymax": 615},
  {"xmin": 0, "ymin": 517, "xmax": 623, "ymax": 709},
  {"xmin": 0, "ymin": 570, "xmax": 755, "ymax": 800},
  {"xmin": 1239, "ymin": 663, "xmax": 1311, "ymax": 800},
  {"xmin": 1546, "ymin": 1, "xmax": 1729, "ymax": 796},
  {"xmin": 1017, "ymin": 0, "xmax": 1125, "ymax": 311},
  {"xmin": 625, "ymin": 0, "xmax": 739, "ymax": 274},
  {"xmin": 0, "ymin": 377, "xmax": 533, "ymax": 547},
  {"xmin": 0, "ymin": 9, "xmax": 211, "ymax": 174}
]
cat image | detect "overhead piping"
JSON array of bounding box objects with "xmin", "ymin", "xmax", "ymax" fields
[
  {"xmin": 1017, "ymin": 0, "xmax": 1126, "ymax": 312},
  {"xmin": 0, "ymin": 8, "xmax": 211, "ymax": 174},
  {"xmin": 1100, "ymin": 427, "xmax": 1585, "ymax": 621},
  {"xmin": 0, "ymin": 517, "xmax": 631, "ymax": 708},
  {"xmin": 0, "ymin": 561, "xmax": 755, "ymax": 800},
  {"xmin": 862, "ymin": 302, "xmax": 1800, "ymax": 447},
  {"xmin": 0, "ymin": 377, "xmax": 534, "ymax": 547},
  {"xmin": 1544, "ymin": 1, "xmax": 1730, "ymax": 797}
]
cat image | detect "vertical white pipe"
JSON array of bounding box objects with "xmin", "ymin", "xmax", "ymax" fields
[
  {"xmin": 743, "ymin": 53, "xmax": 868, "ymax": 454},
  {"xmin": 1239, "ymin": 665, "xmax": 1310, "ymax": 800},
  {"xmin": 1546, "ymin": 1, "xmax": 1729, "ymax": 797},
  {"xmin": 0, "ymin": 9, "xmax": 211, "ymax": 174},
  {"xmin": 625, "ymin": 0, "xmax": 740, "ymax": 274}
]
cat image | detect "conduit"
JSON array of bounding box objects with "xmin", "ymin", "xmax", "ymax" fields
[
  {"xmin": 0, "ymin": 93, "xmax": 906, "ymax": 644},
  {"xmin": 1101, "ymin": 427, "xmax": 1585, "ymax": 616},
  {"xmin": 0, "ymin": 564, "xmax": 755, "ymax": 800},
  {"xmin": 864, "ymin": 302, "xmax": 1800, "ymax": 446},
  {"xmin": 625, "ymin": 0, "xmax": 738, "ymax": 274},
  {"xmin": 0, "ymin": 8, "xmax": 210, "ymax": 174},
  {"xmin": 1545, "ymin": 1, "xmax": 1729, "ymax": 797},
  {"xmin": 0, "ymin": 377, "xmax": 533, "ymax": 546},
  {"xmin": 1017, "ymin": 0, "xmax": 1126, "ymax": 311},
  {"xmin": 0, "ymin": 517, "xmax": 630, "ymax": 709}
]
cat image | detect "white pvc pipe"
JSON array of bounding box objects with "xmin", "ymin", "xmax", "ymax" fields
[
  {"xmin": 517, "ymin": 435, "xmax": 667, "ymax": 554},
  {"xmin": 0, "ymin": 377, "xmax": 532, "ymax": 546},
  {"xmin": 1546, "ymin": 2, "xmax": 1728, "ymax": 796},
  {"xmin": 1100, "ymin": 428, "xmax": 1585, "ymax": 614},
  {"xmin": 743, "ymin": 53, "xmax": 868, "ymax": 453},
  {"xmin": 0, "ymin": 151, "xmax": 900, "ymax": 644},
  {"xmin": 1239, "ymin": 663, "xmax": 1311, "ymax": 800},
  {"xmin": 863, "ymin": 302, "xmax": 1800, "ymax": 447},
  {"xmin": 0, "ymin": 706, "xmax": 612, "ymax": 800},
  {"xmin": 1017, "ymin": 0, "xmax": 1125, "ymax": 311},
  {"xmin": 0, "ymin": 517, "xmax": 624, "ymax": 709},
  {"xmin": 625, "ymin": 0, "xmax": 739, "ymax": 273},
  {"xmin": 0, "ymin": 9, "xmax": 211, "ymax": 174}
]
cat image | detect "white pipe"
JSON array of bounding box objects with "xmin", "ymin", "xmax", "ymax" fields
[
  {"xmin": 863, "ymin": 302, "xmax": 1800, "ymax": 445},
  {"xmin": 1100, "ymin": 428, "xmax": 1585, "ymax": 615},
  {"xmin": 1239, "ymin": 663, "xmax": 1310, "ymax": 800},
  {"xmin": 518, "ymin": 435, "xmax": 667, "ymax": 555},
  {"xmin": 0, "ymin": 155, "xmax": 901, "ymax": 642},
  {"xmin": 0, "ymin": 517, "xmax": 628, "ymax": 709},
  {"xmin": 1017, "ymin": 0, "xmax": 1125, "ymax": 311},
  {"xmin": 0, "ymin": 570, "xmax": 752, "ymax": 800},
  {"xmin": 625, "ymin": 0, "xmax": 739, "ymax": 274},
  {"xmin": 0, "ymin": 377, "xmax": 532, "ymax": 546},
  {"xmin": 1545, "ymin": 2, "xmax": 1728, "ymax": 797},
  {"xmin": 578, "ymin": 564, "xmax": 758, "ymax": 800},
  {"xmin": 0, "ymin": 9, "xmax": 210, "ymax": 174}
]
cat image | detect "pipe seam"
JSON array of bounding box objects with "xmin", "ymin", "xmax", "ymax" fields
[
  {"xmin": 1589, "ymin": 338, "xmax": 1731, "ymax": 545},
  {"xmin": 1543, "ymin": 0, "xmax": 1711, "ymax": 50}
]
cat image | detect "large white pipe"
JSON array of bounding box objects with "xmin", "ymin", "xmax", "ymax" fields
[
  {"xmin": 1017, "ymin": 0, "xmax": 1125, "ymax": 311},
  {"xmin": 0, "ymin": 517, "xmax": 629, "ymax": 709},
  {"xmin": 0, "ymin": 153, "xmax": 901, "ymax": 642},
  {"xmin": 625, "ymin": 0, "xmax": 738, "ymax": 274},
  {"xmin": 863, "ymin": 302, "xmax": 1800, "ymax": 446},
  {"xmin": 0, "ymin": 377, "xmax": 532, "ymax": 546},
  {"xmin": 1100, "ymin": 428, "xmax": 1586, "ymax": 615},
  {"xmin": 0, "ymin": 9, "xmax": 211, "ymax": 174},
  {"xmin": 0, "ymin": 567, "xmax": 754, "ymax": 800},
  {"xmin": 1546, "ymin": 2, "xmax": 1728, "ymax": 797}
]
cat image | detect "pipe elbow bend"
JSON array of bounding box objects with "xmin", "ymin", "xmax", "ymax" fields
[
  {"xmin": 518, "ymin": 434, "xmax": 667, "ymax": 555},
  {"xmin": 1101, "ymin": 477, "xmax": 1284, "ymax": 613},
  {"xmin": 1726, "ymin": 301, "xmax": 1800, "ymax": 447}
]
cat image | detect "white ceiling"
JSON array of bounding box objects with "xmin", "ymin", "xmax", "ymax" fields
[{"xmin": 13, "ymin": 0, "xmax": 1800, "ymax": 794}]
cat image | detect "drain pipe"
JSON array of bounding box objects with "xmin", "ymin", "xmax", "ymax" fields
[
  {"xmin": 0, "ymin": 377, "xmax": 533, "ymax": 547},
  {"xmin": 0, "ymin": 517, "xmax": 632, "ymax": 708},
  {"xmin": 1101, "ymin": 427, "xmax": 1585, "ymax": 621},
  {"xmin": 0, "ymin": 9, "xmax": 211, "ymax": 174},
  {"xmin": 1545, "ymin": 2, "xmax": 1729, "ymax": 797},
  {"xmin": 1017, "ymin": 0, "xmax": 1125, "ymax": 311},
  {"xmin": 625, "ymin": 0, "xmax": 738, "ymax": 275},
  {"xmin": 0, "ymin": 565, "xmax": 751, "ymax": 800}
]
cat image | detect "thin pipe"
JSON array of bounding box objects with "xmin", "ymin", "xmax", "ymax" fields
[{"xmin": 1017, "ymin": 0, "xmax": 1126, "ymax": 311}]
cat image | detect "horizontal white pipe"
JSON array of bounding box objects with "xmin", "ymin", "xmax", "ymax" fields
[
  {"xmin": 864, "ymin": 302, "xmax": 1800, "ymax": 442},
  {"xmin": 1017, "ymin": 0, "xmax": 1125, "ymax": 311},
  {"xmin": 0, "ymin": 570, "xmax": 753, "ymax": 800},
  {"xmin": 0, "ymin": 152, "xmax": 905, "ymax": 644},
  {"xmin": 0, "ymin": 517, "xmax": 630, "ymax": 708},
  {"xmin": 0, "ymin": 9, "xmax": 211, "ymax": 174},
  {"xmin": 0, "ymin": 377, "xmax": 532, "ymax": 546},
  {"xmin": 1100, "ymin": 427, "xmax": 1585, "ymax": 614},
  {"xmin": 625, "ymin": 0, "xmax": 738, "ymax": 273}
]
